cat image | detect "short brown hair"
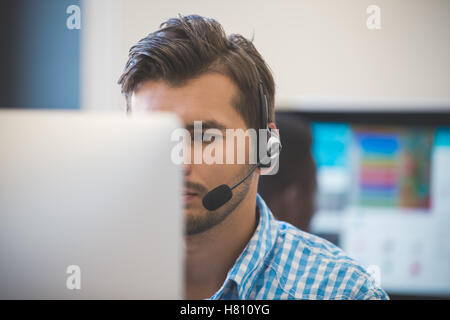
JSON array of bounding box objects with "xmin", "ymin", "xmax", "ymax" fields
[{"xmin": 118, "ymin": 14, "xmax": 275, "ymax": 130}]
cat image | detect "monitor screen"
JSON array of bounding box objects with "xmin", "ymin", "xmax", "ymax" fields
[{"xmin": 285, "ymin": 111, "xmax": 450, "ymax": 297}]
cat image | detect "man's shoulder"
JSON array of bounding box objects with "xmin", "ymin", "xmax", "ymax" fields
[{"xmin": 262, "ymin": 221, "xmax": 389, "ymax": 300}]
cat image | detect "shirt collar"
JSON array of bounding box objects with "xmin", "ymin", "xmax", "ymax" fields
[{"xmin": 212, "ymin": 194, "xmax": 279, "ymax": 299}]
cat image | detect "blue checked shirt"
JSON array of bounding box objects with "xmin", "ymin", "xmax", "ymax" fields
[{"xmin": 209, "ymin": 194, "xmax": 389, "ymax": 300}]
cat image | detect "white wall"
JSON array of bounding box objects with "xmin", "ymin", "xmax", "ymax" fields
[{"xmin": 81, "ymin": 0, "xmax": 450, "ymax": 111}]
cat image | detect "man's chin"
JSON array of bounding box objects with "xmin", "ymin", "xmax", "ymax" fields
[
  {"xmin": 183, "ymin": 206, "xmax": 223, "ymax": 236},
  {"xmin": 184, "ymin": 214, "xmax": 213, "ymax": 236},
  {"xmin": 183, "ymin": 200, "xmax": 203, "ymax": 213},
  {"xmin": 183, "ymin": 204, "xmax": 208, "ymax": 223}
]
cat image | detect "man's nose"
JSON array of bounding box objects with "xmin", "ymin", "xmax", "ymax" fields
[
  {"xmin": 183, "ymin": 163, "xmax": 192, "ymax": 176},
  {"xmin": 182, "ymin": 140, "xmax": 195, "ymax": 176}
]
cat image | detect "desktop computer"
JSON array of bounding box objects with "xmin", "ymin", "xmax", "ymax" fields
[{"xmin": 0, "ymin": 110, "xmax": 183, "ymax": 299}]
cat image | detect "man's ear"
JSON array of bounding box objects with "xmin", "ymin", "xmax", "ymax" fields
[
  {"xmin": 258, "ymin": 121, "xmax": 281, "ymax": 176},
  {"xmin": 267, "ymin": 122, "xmax": 281, "ymax": 143},
  {"xmin": 268, "ymin": 122, "xmax": 277, "ymax": 131}
]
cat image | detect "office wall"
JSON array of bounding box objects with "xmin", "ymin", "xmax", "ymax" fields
[{"xmin": 81, "ymin": 0, "xmax": 450, "ymax": 111}]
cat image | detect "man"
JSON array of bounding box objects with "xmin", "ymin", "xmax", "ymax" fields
[
  {"xmin": 118, "ymin": 14, "xmax": 388, "ymax": 300},
  {"xmin": 259, "ymin": 113, "xmax": 317, "ymax": 233}
]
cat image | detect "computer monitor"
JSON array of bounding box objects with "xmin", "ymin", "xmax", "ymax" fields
[
  {"xmin": 0, "ymin": 110, "xmax": 183, "ymax": 299},
  {"xmin": 277, "ymin": 108, "xmax": 450, "ymax": 298}
]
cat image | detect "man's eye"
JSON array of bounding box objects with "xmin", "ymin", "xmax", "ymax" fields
[
  {"xmin": 202, "ymin": 132, "xmax": 215, "ymax": 141},
  {"xmin": 203, "ymin": 132, "xmax": 224, "ymax": 143},
  {"xmin": 187, "ymin": 131, "xmax": 223, "ymax": 143}
]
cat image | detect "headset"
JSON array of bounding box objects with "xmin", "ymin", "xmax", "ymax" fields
[{"xmin": 202, "ymin": 77, "xmax": 282, "ymax": 211}]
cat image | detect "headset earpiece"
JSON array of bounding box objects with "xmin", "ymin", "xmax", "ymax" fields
[
  {"xmin": 257, "ymin": 80, "xmax": 282, "ymax": 173},
  {"xmin": 267, "ymin": 129, "xmax": 282, "ymax": 159}
]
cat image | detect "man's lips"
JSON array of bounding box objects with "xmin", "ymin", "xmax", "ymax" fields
[
  {"xmin": 184, "ymin": 189, "xmax": 199, "ymax": 196},
  {"xmin": 183, "ymin": 189, "xmax": 200, "ymax": 201}
]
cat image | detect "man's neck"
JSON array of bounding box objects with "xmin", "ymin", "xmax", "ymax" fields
[{"xmin": 184, "ymin": 189, "xmax": 259, "ymax": 300}]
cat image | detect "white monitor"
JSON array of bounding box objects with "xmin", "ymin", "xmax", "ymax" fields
[
  {"xmin": 283, "ymin": 109, "xmax": 450, "ymax": 298},
  {"xmin": 0, "ymin": 110, "xmax": 183, "ymax": 299}
]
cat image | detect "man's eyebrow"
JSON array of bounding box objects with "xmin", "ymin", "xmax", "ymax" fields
[{"xmin": 185, "ymin": 120, "xmax": 227, "ymax": 131}]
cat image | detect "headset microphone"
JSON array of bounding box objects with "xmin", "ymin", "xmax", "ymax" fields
[{"xmin": 202, "ymin": 164, "xmax": 259, "ymax": 211}]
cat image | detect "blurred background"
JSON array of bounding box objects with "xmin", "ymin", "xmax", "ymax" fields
[{"xmin": 0, "ymin": 0, "xmax": 449, "ymax": 299}]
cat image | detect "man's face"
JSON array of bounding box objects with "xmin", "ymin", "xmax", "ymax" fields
[{"xmin": 131, "ymin": 73, "xmax": 254, "ymax": 235}]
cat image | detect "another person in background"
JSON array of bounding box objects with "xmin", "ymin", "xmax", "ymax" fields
[{"xmin": 258, "ymin": 113, "xmax": 317, "ymax": 232}]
